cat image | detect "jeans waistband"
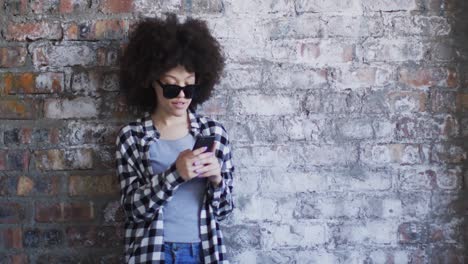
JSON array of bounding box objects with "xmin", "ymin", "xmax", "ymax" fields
[{"xmin": 164, "ymin": 241, "xmax": 202, "ymax": 251}]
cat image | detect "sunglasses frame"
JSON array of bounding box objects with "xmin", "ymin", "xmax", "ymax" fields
[{"xmin": 155, "ymin": 80, "xmax": 198, "ymax": 99}]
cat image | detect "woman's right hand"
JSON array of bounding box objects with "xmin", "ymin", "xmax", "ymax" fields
[{"xmin": 175, "ymin": 146, "xmax": 214, "ymax": 181}]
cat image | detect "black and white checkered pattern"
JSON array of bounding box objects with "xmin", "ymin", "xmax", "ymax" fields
[{"xmin": 115, "ymin": 108, "xmax": 234, "ymax": 263}]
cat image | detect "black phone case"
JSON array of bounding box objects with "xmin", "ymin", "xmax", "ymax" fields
[{"xmin": 192, "ymin": 136, "xmax": 216, "ymax": 151}]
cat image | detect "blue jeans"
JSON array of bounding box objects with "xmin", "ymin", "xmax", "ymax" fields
[{"xmin": 164, "ymin": 242, "xmax": 203, "ymax": 264}]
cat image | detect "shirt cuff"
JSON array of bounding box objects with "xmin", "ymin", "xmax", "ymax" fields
[
  {"xmin": 164, "ymin": 163, "xmax": 186, "ymax": 189},
  {"xmin": 207, "ymin": 178, "xmax": 226, "ymax": 208}
]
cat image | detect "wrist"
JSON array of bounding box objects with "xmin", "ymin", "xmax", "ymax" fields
[{"xmin": 210, "ymin": 175, "xmax": 222, "ymax": 187}]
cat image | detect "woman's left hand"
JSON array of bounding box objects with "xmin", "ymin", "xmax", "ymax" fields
[{"xmin": 193, "ymin": 151, "xmax": 222, "ymax": 186}]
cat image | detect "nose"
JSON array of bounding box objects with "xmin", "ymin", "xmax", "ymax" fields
[{"xmin": 176, "ymin": 88, "xmax": 185, "ymax": 98}]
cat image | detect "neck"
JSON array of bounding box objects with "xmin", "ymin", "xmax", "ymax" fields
[{"xmin": 151, "ymin": 109, "xmax": 188, "ymax": 128}]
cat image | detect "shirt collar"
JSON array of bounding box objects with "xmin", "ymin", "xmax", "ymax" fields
[{"xmin": 141, "ymin": 107, "xmax": 201, "ymax": 139}]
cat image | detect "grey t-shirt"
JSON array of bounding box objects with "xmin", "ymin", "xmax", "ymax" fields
[{"xmin": 149, "ymin": 133, "xmax": 207, "ymax": 242}]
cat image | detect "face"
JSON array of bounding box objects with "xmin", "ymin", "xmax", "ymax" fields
[{"xmin": 153, "ymin": 65, "xmax": 196, "ymax": 117}]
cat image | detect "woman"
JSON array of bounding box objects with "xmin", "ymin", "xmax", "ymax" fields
[{"xmin": 115, "ymin": 13, "xmax": 235, "ymax": 264}]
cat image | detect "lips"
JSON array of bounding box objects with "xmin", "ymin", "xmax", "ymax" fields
[{"xmin": 171, "ymin": 101, "xmax": 186, "ymax": 109}]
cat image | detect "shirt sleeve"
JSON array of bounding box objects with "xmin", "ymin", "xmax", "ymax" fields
[
  {"xmin": 206, "ymin": 125, "xmax": 235, "ymax": 221},
  {"xmin": 115, "ymin": 128, "xmax": 186, "ymax": 223}
]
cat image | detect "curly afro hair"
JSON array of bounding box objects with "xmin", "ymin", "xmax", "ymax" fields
[{"xmin": 119, "ymin": 13, "xmax": 225, "ymax": 113}]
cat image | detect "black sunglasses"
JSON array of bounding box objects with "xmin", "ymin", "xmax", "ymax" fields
[{"xmin": 155, "ymin": 80, "xmax": 198, "ymax": 99}]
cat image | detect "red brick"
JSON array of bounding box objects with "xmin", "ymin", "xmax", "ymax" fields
[
  {"xmin": 431, "ymin": 143, "xmax": 466, "ymax": 164},
  {"xmin": 99, "ymin": 0, "xmax": 133, "ymax": 13},
  {"xmin": 0, "ymin": 175, "xmax": 17, "ymax": 195},
  {"xmin": 0, "ymin": 99, "xmax": 41, "ymax": 119},
  {"xmin": 59, "ymin": 0, "xmax": 74, "ymax": 13},
  {"xmin": 33, "ymin": 175, "xmax": 61, "ymax": 195},
  {"xmin": 0, "ymin": 151, "xmax": 6, "ymax": 170},
  {"xmin": 64, "ymin": 19, "xmax": 128, "ymax": 40},
  {"xmin": 63, "ymin": 202, "xmax": 94, "ymax": 221},
  {"xmin": 35, "ymin": 203, "xmax": 61, "ymax": 222},
  {"xmin": 387, "ymin": 91, "xmax": 427, "ymax": 112},
  {"xmin": 6, "ymin": 21, "xmax": 62, "ymax": 41},
  {"xmin": 17, "ymin": 176, "xmax": 34, "ymax": 196},
  {"xmin": 69, "ymin": 175, "xmax": 119, "ymax": 196},
  {"xmin": 0, "ymin": 150, "xmax": 30, "ymax": 171},
  {"xmin": 63, "ymin": 23, "xmax": 79, "ymax": 40},
  {"xmin": 33, "ymin": 148, "xmax": 93, "ymax": 171},
  {"xmin": 2, "ymin": 227, "xmax": 23, "ymax": 248},
  {"xmin": 59, "ymin": 0, "xmax": 90, "ymax": 13},
  {"xmin": 97, "ymin": 46, "xmax": 119, "ymax": 66},
  {"xmin": 4, "ymin": 127, "xmax": 62, "ymax": 145},
  {"xmin": 35, "ymin": 201, "xmax": 95, "ymax": 223},
  {"xmin": 430, "ymin": 90, "xmax": 457, "ymax": 112},
  {"xmin": 4, "ymin": 0, "xmax": 28, "ymax": 15},
  {"xmin": 66, "ymin": 225, "xmax": 122, "ymax": 247},
  {"xmin": 0, "ymin": 202, "xmax": 25, "ymax": 223},
  {"xmin": 395, "ymin": 115, "xmax": 459, "ymax": 140},
  {"xmin": 399, "ymin": 67, "xmax": 458, "ymax": 88},
  {"xmin": 10, "ymin": 254, "xmax": 28, "ymax": 264},
  {"xmin": 398, "ymin": 222, "xmax": 428, "ymax": 244},
  {"xmin": 0, "ymin": 47, "xmax": 27, "ymax": 67},
  {"xmin": 429, "ymin": 246, "xmax": 464, "ymax": 264},
  {"xmin": 30, "ymin": 0, "xmax": 59, "ymax": 14},
  {"xmin": 457, "ymin": 93, "xmax": 468, "ymax": 112},
  {"xmin": 1, "ymin": 72, "xmax": 64, "ymax": 95},
  {"xmin": 23, "ymin": 228, "xmax": 63, "ymax": 248}
]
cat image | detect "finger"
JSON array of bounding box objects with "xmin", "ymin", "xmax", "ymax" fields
[
  {"xmin": 192, "ymin": 146, "xmax": 208, "ymax": 156},
  {"xmin": 194, "ymin": 163, "xmax": 218, "ymax": 174},
  {"xmin": 191, "ymin": 153, "xmax": 215, "ymax": 166},
  {"xmin": 195, "ymin": 155, "xmax": 219, "ymax": 167},
  {"xmin": 198, "ymin": 168, "xmax": 219, "ymax": 177},
  {"xmin": 195, "ymin": 151, "xmax": 216, "ymax": 160}
]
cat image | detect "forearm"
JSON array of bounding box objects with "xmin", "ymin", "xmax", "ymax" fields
[{"xmin": 120, "ymin": 163, "xmax": 186, "ymax": 223}]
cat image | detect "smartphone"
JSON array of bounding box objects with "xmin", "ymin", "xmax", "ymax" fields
[{"xmin": 192, "ymin": 135, "xmax": 216, "ymax": 152}]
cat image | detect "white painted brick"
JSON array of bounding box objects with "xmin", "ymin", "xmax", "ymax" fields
[
  {"xmin": 360, "ymin": 38, "xmax": 426, "ymax": 62},
  {"xmin": 328, "ymin": 168, "xmax": 393, "ymax": 191},
  {"xmin": 300, "ymin": 143, "xmax": 358, "ymax": 166},
  {"xmin": 233, "ymin": 194, "xmax": 279, "ymax": 222},
  {"xmin": 261, "ymin": 222, "xmax": 326, "ymax": 249},
  {"xmin": 265, "ymin": 14, "xmax": 321, "ymax": 40},
  {"xmin": 232, "ymin": 94, "xmax": 300, "ymax": 115},
  {"xmin": 235, "ymin": 146, "xmax": 294, "ymax": 169},
  {"xmin": 30, "ymin": 42, "xmax": 97, "ymax": 67},
  {"xmin": 322, "ymin": 15, "xmax": 384, "ymax": 37},
  {"xmin": 400, "ymin": 193, "xmax": 431, "ymax": 219},
  {"xmin": 266, "ymin": 39, "xmax": 354, "ymax": 65},
  {"xmin": 219, "ymin": 64, "xmax": 262, "ymax": 90},
  {"xmin": 258, "ymin": 170, "xmax": 327, "ymax": 193},
  {"xmin": 295, "ymin": 0, "xmax": 362, "ymax": 14},
  {"xmin": 334, "ymin": 220, "xmax": 399, "ymax": 245},
  {"xmin": 372, "ymin": 120, "xmax": 395, "ymax": 140},
  {"xmin": 333, "ymin": 65, "xmax": 393, "ymax": 89},
  {"xmin": 362, "ymin": 0, "xmax": 417, "ymax": 11},
  {"xmin": 224, "ymin": 0, "xmax": 294, "ymax": 15},
  {"xmin": 44, "ymin": 97, "xmax": 99, "ymax": 119},
  {"xmin": 361, "ymin": 143, "xmax": 429, "ymax": 166},
  {"xmin": 134, "ymin": 0, "xmax": 180, "ymax": 15},
  {"xmin": 336, "ymin": 119, "xmax": 373, "ymax": 139},
  {"xmin": 264, "ymin": 64, "xmax": 328, "ymax": 89}
]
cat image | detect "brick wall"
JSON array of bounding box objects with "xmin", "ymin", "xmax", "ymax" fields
[{"xmin": 0, "ymin": 0, "xmax": 466, "ymax": 263}]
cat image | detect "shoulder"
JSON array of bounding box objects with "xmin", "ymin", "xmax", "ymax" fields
[
  {"xmin": 115, "ymin": 116, "xmax": 146, "ymax": 146},
  {"xmin": 196, "ymin": 113, "xmax": 229, "ymax": 136}
]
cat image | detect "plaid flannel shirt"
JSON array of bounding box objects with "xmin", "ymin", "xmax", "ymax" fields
[{"xmin": 115, "ymin": 108, "xmax": 235, "ymax": 263}]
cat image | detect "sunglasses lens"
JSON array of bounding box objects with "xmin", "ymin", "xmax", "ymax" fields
[{"xmin": 161, "ymin": 84, "xmax": 196, "ymax": 99}]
